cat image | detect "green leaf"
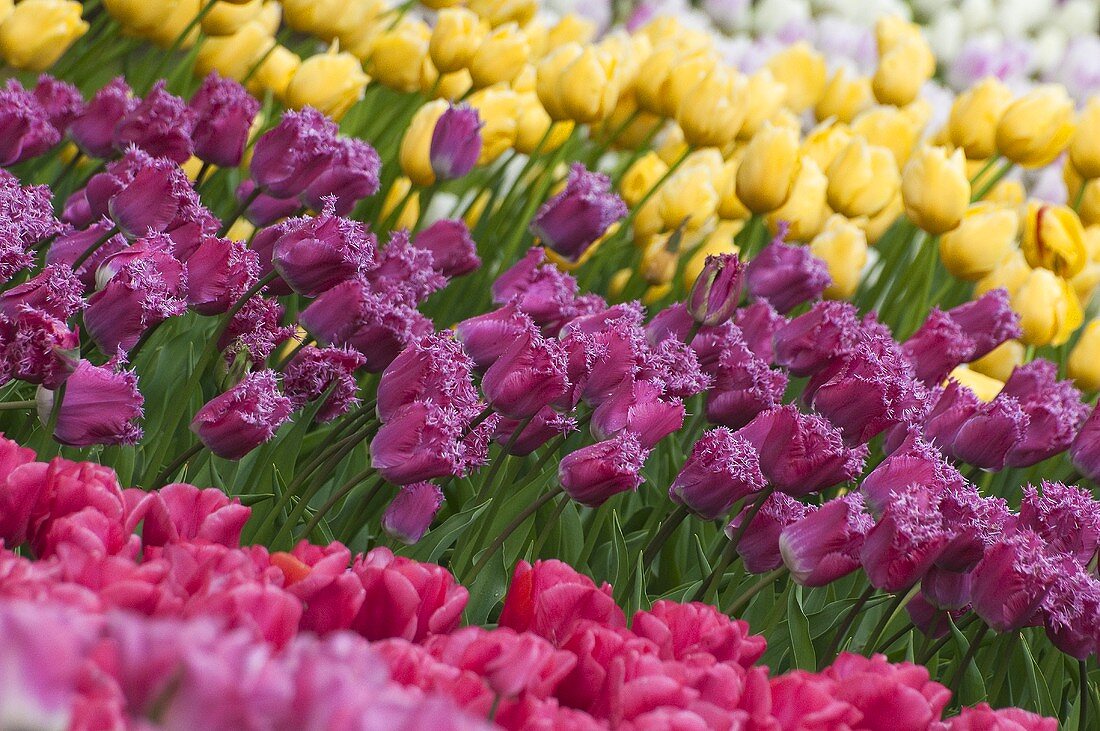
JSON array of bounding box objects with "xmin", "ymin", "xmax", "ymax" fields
[
  {"xmin": 947, "ymin": 617, "xmax": 987, "ymax": 706},
  {"xmin": 788, "ymin": 585, "xmax": 816, "ymax": 670},
  {"xmin": 1017, "ymin": 633, "xmax": 1057, "ymax": 718},
  {"xmin": 611, "ymin": 511, "xmax": 630, "ymax": 598},
  {"xmin": 463, "ymin": 550, "xmax": 510, "ymax": 626},
  {"xmin": 404, "ymin": 499, "xmax": 493, "ymax": 564},
  {"xmin": 557, "ymin": 500, "xmax": 584, "ymax": 566}
]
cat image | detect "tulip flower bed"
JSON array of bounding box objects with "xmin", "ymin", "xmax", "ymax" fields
[{"xmin": 0, "ymin": 1, "xmax": 1097, "ymax": 729}]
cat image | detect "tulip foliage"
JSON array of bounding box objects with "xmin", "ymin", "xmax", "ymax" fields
[{"xmin": 0, "ymin": 1, "xmax": 1097, "ymax": 729}]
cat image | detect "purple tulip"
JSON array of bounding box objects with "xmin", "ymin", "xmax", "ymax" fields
[
  {"xmin": 773, "ymin": 301, "xmax": 862, "ymax": 377},
  {"xmin": 860, "ymin": 427, "xmax": 960, "ymax": 516},
  {"xmin": 779, "ymin": 492, "xmax": 873, "ymax": 587},
  {"xmin": 191, "ymin": 370, "xmax": 294, "ymax": 460},
  {"xmin": 970, "ymin": 529, "xmax": 1058, "ymax": 633},
  {"xmin": 945, "ymin": 289, "xmax": 1021, "ymax": 359},
  {"xmin": 0, "ymin": 264, "xmax": 83, "ymax": 320},
  {"xmin": 687, "ymin": 253, "xmax": 745, "ymax": 327},
  {"xmin": 1042, "ymin": 566, "xmax": 1100, "ymax": 660},
  {"xmin": 455, "ymin": 304, "xmax": 533, "ymax": 372},
  {"xmin": 113, "ymin": 81, "xmax": 195, "ymax": 163},
  {"xmin": 283, "ymin": 345, "xmax": 366, "ymax": 422},
  {"xmin": 558, "ymin": 432, "xmax": 648, "ymax": 507},
  {"xmin": 1070, "ymin": 404, "xmax": 1100, "ymax": 484},
  {"xmin": 414, "ymin": 219, "xmax": 480, "ymax": 278},
  {"xmin": 429, "ymin": 105, "xmax": 482, "ymax": 181},
  {"xmin": 1000, "ymin": 361, "xmax": 1088, "ymax": 468},
  {"xmin": 46, "ymin": 222, "xmax": 127, "ymax": 288},
  {"xmin": 0, "ymin": 171, "xmax": 62, "ymax": 282},
  {"xmin": 705, "ymin": 338, "xmax": 787, "ymax": 430},
  {"xmin": 530, "ymin": 163, "xmax": 627, "ymax": 262},
  {"xmin": 669, "ymin": 427, "xmax": 765, "ymax": 520},
  {"xmin": 236, "ymin": 180, "xmax": 302, "ymax": 228},
  {"xmin": 727, "ymin": 492, "xmax": 812, "ymax": 574},
  {"xmin": 481, "ymin": 326, "xmax": 569, "ymax": 420},
  {"xmin": 494, "ymin": 408, "xmax": 577, "ymax": 456},
  {"xmin": 182, "ymin": 236, "xmax": 259, "ymax": 315},
  {"xmin": 0, "ymin": 308, "xmax": 79, "ymax": 388},
  {"xmin": 70, "ymin": 77, "xmax": 137, "ymax": 158},
  {"xmin": 491, "ymin": 247, "xmax": 582, "ymax": 333},
  {"xmin": 374, "ymin": 332, "xmax": 481, "ymax": 424},
  {"xmin": 590, "ymin": 377, "xmax": 685, "ymax": 449},
  {"xmin": 365, "ymin": 230, "xmax": 447, "ymax": 307},
  {"xmin": 642, "ymin": 337, "xmax": 712, "ymax": 399},
  {"xmin": 922, "ymin": 380, "xmax": 982, "ymax": 450},
  {"xmin": 935, "ymin": 487, "xmax": 1010, "ymax": 573},
  {"xmin": 271, "ymin": 201, "xmax": 377, "ymax": 297},
  {"xmin": 860, "ymin": 485, "xmax": 949, "ymax": 592},
  {"xmin": 218, "ymin": 295, "xmax": 293, "ymax": 365},
  {"xmin": 0, "ymin": 80, "xmax": 60, "ymax": 166},
  {"xmin": 921, "ymin": 567, "xmax": 973, "ymax": 611},
  {"xmin": 733, "ymin": 301, "xmax": 786, "ymax": 364},
  {"xmin": 39, "ymin": 359, "xmax": 144, "ymax": 446},
  {"xmin": 1017, "ymin": 481, "xmax": 1100, "ymax": 566},
  {"xmin": 303, "ymin": 137, "xmax": 381, "ymax": 216},
  {"xmin": 250, "ymin": 108, "xmax": 339, "ymax": 198},
  {"xmin": 948, "ymin": 396, "xmax": 1028, "ymax": 471},
  {"xmin": 32, "ymin": 76, "xmax": 84, "ymax": 135},
  {"xmin": 382, "ymin": 482, "xmax": 445, "ymax": 544},
  {"xmin": 369, "ymin": 401, "xmax": 468, "ymax": 484},
  {"xmin": 745, "ymin": 239, "xmax": 831, "ymax": 314},
  {"xmin": 902, "ymin": 308, "xmax": 977, "ymax": 386},
  {"xmin": 189, "ymin": 72, "xmax": 260, "ymax": 168}
]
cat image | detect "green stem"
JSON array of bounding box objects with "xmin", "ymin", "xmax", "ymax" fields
[
  {"xmin": 821, "ymin": 584, "xmax": 877, "ymax": 668},
  {"xmin": 726, "ymin": 567, "xmax": 786, "ymax": 615},
  {"xmin": 152, "ymin": 441, "xmax": 205, "ymax": 488},
  {"xmin": 0, "ymin": 400, "xmax": 36, "ymax": 411},
  {"xmin": 217, "ymin": 187, "xmax": 262, "ymax": 237},
  {"xmin": 948, "ymin": 623, "xmax": 990, "ymax": 698},
  {"xmin": 970, "ymin": 160, "xmax": 1013, "ymax": 202},
  {"xmin": 1081, "ymin": 660, "xmax": 1090, "ymax": 731},
  {"xmin": 71, "ymin": 225, "xmax": 120, "ymax": 270},
  {"xmin": 640, "ymin": 503, "xmax": 690, "ymax": 567},
  {"xmin": 299, "ymin": 470, "xmax": 381, "ymax": 541},
  {"xmin": 692, "ymin": 487, "xmax": 772, "ymax": 602},
  {"xmin": 469, "ymin": 487, "xmax": 563, "ymax": 576},
  {"xmin": 862, "ymin": 585, "xmax": 917, "ymax": 654}
]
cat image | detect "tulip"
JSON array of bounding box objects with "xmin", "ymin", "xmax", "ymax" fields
[
  {"xmin": 1021, "ymin": 202, "xmax": 1087, "ymax": 278},
  {"xmin": 901, "ymin": 147, "xmax": 970, "ymax": 235},
  {"xmin": 1002, "ymin": 362, "xmax": 1089, "ymax": 468},
  {"xmin": 687, "ymin": 253, "xmax": 744, "ymax": 328},
  {"xmin": 201, "ymin": 0, "xmax": 263, "ymax": 36},
  {"xmin": 0, "ymin": 0, "xmax": 87, "ymax": 72},
  {"xmin": 766, "ymin": 159, "xmax": 829, "ymax": 242},
  {"xmin": 195, "ymin": 21, "xmax": 276, "ymax": 82},
  {"xmin": 0, "ymin": 264, "xmax": 83, "ymax": 321},
  {"xmin": 705, "ymin": 335, "xmax": 787, "ymax": 426},
  {"xmin": 514, "ymin": 93, "xmax": 572, "ymax": 155},
  {"xmin": 284, "ymin": 49, "xmax": 368, "ymax": 121},
  {"xmin": 481, "ymin": 327, "xmax": 569, "ymax": 420},
  {"xmin": 429, "ymin": 8, "xmax": 487, "ymax": 74},
  {"xmin": 945, "ymin": 289, "xmax": 1022, "ymax": 359},
  {"xmin": 37, "ymin": 360, "xmax": 143, "ymax": 446},
  {"xmin": 184, "ymin": 236, "xmax": 258, "ymax": 316},
  {"xmin": 734, "ymin": 301, "xmax": 786, "ymax": 364},
  {"xmin": 747, "ymin": 241, "xmax": 832, "ymax": 316},
  {"xmin": 282, "ymin": 346, "xmax": 365, "ymax": 423},
  {"xmin": 826, "ymin": 137, "xmax": 900, "ymax": 218},
  {"xmin": 948, "ymin": 396, "xmax": 1028, "ymax": 471},
  {"xmin": 369, "ymin": 18, "xmax": 430, "ymax": 93},
  {"xmin": 465, "ymin": 87, "xmax": 519, "ymax": 165},
  {"xmin": 675, "ymin": 66, "xmax": 746, "ymax": 149},
  {"xmin": 726, "ymin": 492, "xmax": 812, "ymax": 574},
  {"xmin": 381, "ymin": 482, "xmax": 443, "ymax": 545},
  {"xmin": 0, "ymin": 308, "xmax": 79, "ymax": 389},
  {"xmin": 657, "ymin": 47, "xmax": 717, "ymax": 120},
  {"xmin": 369, "ymin": 401, "xmax": 470, "ymax": 484},
  {"xmin": 995, "ymin": 85, "xmax": 1076, "ymax": 168},
  {"xmin": 736, "ymin": 68, "xmax": 788, "ymax": 141},
  {"xmin": 1069, "ymin": 98, "xmax": 1100, "ymax": 180},
  {"xmin": 271, "ymin": 203, "xmax": 376, "ymax": 298},
  {"xmin": 414, "ymin": 219, "xmax": 480, "ymax": 279},
  {"xmin": 809, "ymin": 215, "xmax": 868, "ymax": 300},
  {"xmin": 429, "ymin": 105, "xmax": 482, "ymax": 182},
  {"xmin": 302, "ymin": 138, "xmax": 381, "ymax": 216},
  {"xmin": 970, "ymin": 530, "xmax": 1057, "ymax": 633},
  {"xmin": 248, "ymin": 44, "xmax": 300, "ymax": 100},
  {"xmin": 454, "ymin": 304, "xmax": 533, "ymax": 372},
  {"xmin": 815, "ymin": 68, "xmax": 872, "ymax": 125},
  {"xmin": 0, "ymin": 81, "xmax": 58, "ymax": 167},
  {"xmin": 251, "ymin": 108, "xmax": 339, "ymax": 199},
  {"xmin": 468, "ymin": 23, "xmax": 529, "ymax": 89},
  {"xmin": 530, "ymin": 163, "xmax": 626, "ymax": 262},
  {"xmin": 498, "ymin": 559, "xmax": 625, "ymax": 643},
  {"xmin": 558, "ymin": 432, "xmax": 648, "ymax": 508},
  {"xmin": 70, "ymin": 78, "xmax": 136, "ymax": 159},
  {"xmin": 32, "ymin": 78, "xmax": 82, "ymax": 138},
  {"xmin": 765, "ymin": 42, "xmax": 825, "ymax": 113},
  {"xmin": 535, "ymin": 43, "xmax": 583, "ymax": 122},
  {"xmin": 1043, "ymin": 567, "xmax": 1100, "ymax": 661},
  {"xmin": 736, "ymin": 123, "xmax": 799, "ymax": 214},
  {"xmin": 657, "ymin": 163, "xmax": 718, "ymax": 233},
  {"xmin": 669, "ymin": 427, "xmax": 764, "ymax": 520},
  {"xmin": 113, "ymin": 81, "xmax": 195, "ymax": 164},
  {"xmin": 851, "ymin": 105, "xmax": 922, "ymax": 168},
  {"xmin": 938, "ymin": 203, "xmax": 1018, "ymax": 281},
  {"xmin": 491, "ymin": 247, "xmax": 582, "ymax": 333},
  {"xmin": 590, "ymin": 378, "xmax": 685, "ymax": 449},
  {"xmin": 191, "ymin": 370, "xmax": 293, "ymax": 460},
  {"xmin": 780, "ymin": 493, "xmax": 873, "ymax": 587},
  {"xmin": 873, "ymin": 34, "xmax": 935, "ymax": 107},
  {"xmin": 620, "ymin": 152, "xmax": 668, "ymax": 208},
  {"xmin": 351, "ymin": 547, "xmax": 468, "ymax": 642},
  {"xmin": 861, "ymin": 485, "xmax": 948, "ymax": 592},
  {"xmin": 1011, "ymin": 268, "xmax": 1083, "ymax": 347},
  {"xmin": 902, "ymin": 309, "xmax": 977, "ymax": 386},
  {"xmin": 189, "ymin": 73, "xmax": 260, "ymax": 169},
  {"xmin": 494, "ymin": 408, "xmax": 577, "ymax": 457},
  {"xmin": 1068, "ymin": 319, "xmax": 1100, "ymax": 391},
  {"xmin": 969, "ymin": 339, "xmax": 1025, "ymax": 383},
  {"xmin": 948, "ymin": 78, "xmax": 1014, "ymax": 160},
  {"xmin": 399, "ymin": 100, "xmax": 447, "ymax": 188},
  {"xmin": 1017, "ymin": 481, "xmax": 1100, "ymax": 565},
  {"xmin": 773, "ymin": 301, "xmax": 863, "ymax": 377}
]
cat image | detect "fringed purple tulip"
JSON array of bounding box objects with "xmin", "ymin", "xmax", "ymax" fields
[
  {"xmin": 922, "ymin": 380, "xmax": 982, "ymax": 450},
  {"xmin": 902, "ymin": 308, "xmax": 977, "ymax": 386},
  {"xmin": 705, "ymin": 338, "xmax": 787, "ymax": 430},
  {"xmin": 237, "ymin": 181, "xmax": 302, "ymax": 229},
  {"xmin": 1042, "ymin": 567, "xmax": 1100, "ymax": 659},
  {"xmin": 366, "ymin": 230, "xmax": 447, "ymax": 307},
  {"xmin": 492, "ymin": 248, "xmax": 583, "ymax": 333},
  {"xmin": 745, "ymin": 238, "xmax": 831, "ymax": 314},
  {"xmin": 687, "ymin": 253, "xmax": 744, "ymax": 327},
  {"xmin": 375, "ymin": 332, "xmax": 481, "ymax": 424},
  {"xmin": 861, "ymin": 427, "xmax": 960, "ymax": 516},
  {"xmin": 860, "ymin": 485, "xmax": 949, "ymax": 592},
  {"xmin": 921, "ymin": 566, "xmax": 973, "ymax": 611},
  {"xmin": 113, "ymin": 81, "xmax": 195, "ymax": 163},
  {"xmin": 218, "ymin": 295, "xmax": 293, "ymax": 364},
  {"xmin": 0, "ymin": 264, "xmax": 83, "ymax": 320},
  {"xmin": 0, "ymin": 308, "xmax": 79, "ymax": 388},
  {"xmin": 38, "ymin": 359, "xmax": 143, "ymax": 446},
  {"xmin": 298, "ymin": 279, "xmax": 433, "ymax": 372},
  {"xmin": 773, "ymin": 301, "xmax": 862, "ymax": 377},
  {"xmin": 1017, "ymin": 481, "xmax": 1100, "ymax": 565},
  {"xmin": 935, "ymin": 487, "xmax": 1010, "ymax": 574},
  {"xmin": 669, "ymin": 427, "xmax": 765, "ymax": 519},
  {"xmin": 250, "ymin": 108, "xmax": 339, "ymax": 198},
  {"xmin": 46, "ymin": 222, "xmax": 127, "ymax": 287},
  {"xmin": 189, "ymin": 72, "xmax": 260, "ymax": 168},
  {"xmin": 590, "ymin": 377, "xmax": 685, "ymax": 448},
  {"xmin": 283, "ymin": 346, "xmax": 366, "ymax": 422},
  {"xmin": 183, "ymin": 236, "xmax": 259, "ymax": 315},
  {"xmin": 727, "ymin": 492, "xmax": 812, "ymax": 574},
  {"xmin": 645, "ymin": 302, "xmax": 697, "ymax": 345},
  {"xmin": 947, "ymin": 396, "xmax": 1028, "ymax": 471},
  {"xmin": 779, "ymin": 492, "xmax": 873, "ymax": 587},
  {"xmin": 945, "ymin": 289, "xmax": 1021, "ymax": 359},
  {"xmin": 369, "ymin": 401, "xmax": 468, "ymax": 484},
  {"xmin": 736, "ymin": 405, "xmax": 867, "ymax": 496},
  {"xmin": 1070, "ymin": 404, "xmax": 1100, "ymax": 484},
  {"xmin": 0, "ymin": 170, "xmax": 63, "ymax": 282},
  {"xmin": 481, "ymin": 326, "xmax": 569, "ymax": 420},
  {"xmin": 562, "ymin": 303, "xmax": 648, "ymax": 405},
  {"xmin": 0, "ymin": 80, "xmax": 60, "ymax": 166},
  {"xmin": 33, "ymin": 76, "xmax": 84, "ymax": 135},
  {"xmin": 558, "ymin": 432, "xmax": 648, "ymax": 507},
  {"xmin": 271, "ymin": 200, "xmax": 377, "ymax": 297},
  {"xmin": 70, "ymin": 77, "xmax": 137, "ymax": 158},
  {"xmin": 429, "ymin": 104, "xmax": 482, "ymax": 181},
  {"xmin": 969, "ymin": 529, "xmax": 1058, "ymax": 633},
  {"xmin": 734, "ymin": 301, "xmax": 786, "ymax": 363},
  {"xmin": 906, "ymin": 595, "xmax": 962, "ymax": 639},
  {"xmin": 414, "ymin": 219, "xmax": 480, "ymax": 278},
  {"xmin": 303, "ymin": 138, "xmax": 381, "ymax": 216},
  {"xmin": 383, "ymin": 482, "xmax": 445, "ymax": 544},
  {"xmin": 83, "ymin": 235, "xmax": 187, "ymax": 353},
  {"xmin": 1000, "ymin": 361, "xmax": 1088, "ymax": 468},
  {"xmin": 190, "ymin": 370, "xmax": 293, "ymax": 460},
  {"xmin": 530, "ymin": 164, "xmax": 627, "ymax": 262},
  {"xmin": 494, "ymin": 408, "xmax": 577, "ymax": 456},
  {"xmin": 643, "ymin": 337, "xmax": 711, "ymax": 399}
]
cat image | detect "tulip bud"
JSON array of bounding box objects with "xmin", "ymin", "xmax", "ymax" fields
[
  {"xmin": 429, "ymin": 8, "xmax": 487, "ymax": 74},
  {"xmin": 0, "ymin": 0, "xmax": 87, "ymax": 71},
  {"xmin": 676, "ymin": 66, "xmax": 746, "ymax": 149},
  {"xmin": 429, "ymin": 105, "xmax": 482, "ymax": 182},
  {"xmin": 938, "ymin": 203, "xmax": 1018, "ymax": 281},
  {"xmin": 382, "ymin": 482, "xmax": 444, "ymax": 544},
  {"xmin": 659, "ymin": 48, "xmax": 717, "ymax": 120},
  {"xmin": 189, "ymin": 73, "xmax": 260, "ymax": 169},
  {"xmin": 873, "ymin": 35, "xmax": 935, "ymax": 107},
  {"xmin": 399, "ymin": 100, "xmax": 447, "ymax": 188},
  {"xmin": 970, "ymin": 339, "xmax": 1025, "ymax": 383},
  {"xmin": 670, "ymin": 427, "xmax": 765, "ymax": 520},
  {"xmin": 1069, "ymin": 320, "xmax": 1100, "ymax": 391},
  {"xmin": 558, "ymin": 432, "xmax": 648, "ymax": 508},
  {"xmin": 970, "ymin": 531, "xmax": 1058, "ymax": 633},
  {"xmin": 767, "ymin": 159, "xmax": 829, "ymax": 242},
  {"xmin": 552, "ymin": 45, "xmax": 621, "ymax": 124},
  {"xmin": 1069, "ymin": 97, "xmax": 1100, "ymax": 180},
  {"xmin": 465, "ymin": 87, "xmax": 519, "ymax": 165},
  {"xmin": 285, "ymin": 49, "xmax": 368, "ymax": 121},
  {"xmin": 658, "ymin": 164, "xmax": 718, "ymax": 232},
  {"xmin": 620, "ymin": 152, "xmax": 668, "ymax": 209},
  {"xmin": 765, "ymin": 42, "xmax": 826, "ymax": 113},
  {"xmin": 688, "ymin": 253, "xmax": 744, "ymax": 328},
  {"xmin": 249, "ymin": 45, "xmax": 300, "ymax": 100},
  {"xmin": 251, "ymin": 108, "xmax": 339, "ymax": 199},
  {"xmin": 901, "ymin": 146, "xmax": 970, "ymax": 235},
  {"xmin": 826, "ymin": 137, "xmax": 900, "ymax": 218},
  {"xmin": 481, "ymin": 327, "xmax": 569, "ymax": 420},
  {"xmin": 947, "ymin": 77, "xmax": 1013, "ymax": 160},
  {"xmin": 414, "ymin": 219, "xmax": 480, "ymax": 278},
  {"xmin": 808, "ymin": 215, "xmax": 868, "ymax": 300},
  {"xmin": 530, "ymin": 163, "xmax": 626, "ymax": 262},
  {"xmin": 736, "ymin": 68, "xmax": 787, "ymax": 141},
  {"xmin": 202, "ymin": 0, "xmax": 263, "ymax": 36},
  {"xmin": 814, "ymin": 68, "xmax": 872, "ymax": 124},
  {"xmin": 370, "ymin": 17, "xmax": 430, "ymax": 93},
  {"xmin": 1011, "ymin": 268, "xmax": 1083, "ymax": 347},
  {"xmin": 192, "ymin": 370, "xmax": 293, "ymax": 460},
  {"xmin": 780, "ymin": 493, "xmax": 872, "ymax": 587},
  {"xmin": 995, "ymin": 85, "xmax": 1076, "ymax": 168},
  {"xmin": 747, "ymin": 240, "xmax": 832, "ymax": 316},
  {"xmin": 195, "ymin": 21, "xmax": 274, "ymax": 80},
  {"xmin": 736, "ymin": 122, "xmax": 799, "ymax": 214},
  {"xmin": 1021, "ymin": 202, "xmax": 1087, "ymax": 278},
  {"xmin": 38, "ymin": 360, "xmax": 143, "ymax": 446},
  {"xmin": 851, "ymin": 106, "xmax": 921, "ymax": 168},
  {"xmin": 468, "ymin": 23, "xmax": 529, "ymax": 89}
]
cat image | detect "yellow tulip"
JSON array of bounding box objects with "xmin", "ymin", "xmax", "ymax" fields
[
  {"xmin": 801, "ymin": 120, "xmax": 852, "ymax": 173},
  {"xmin": 147, "ymin": 0, "xmax": 207, "ymax": 48},
  {"xmin": 987, "ymin": 179, "xmax": 1025, "ymax": 208},
  {"xmin": 555, "ymin": 45, "xmax": 621, "ymax": 124},
  {"xmin": 429, "ymin": 8, "xmax": 487, "ymax": 74},
  {"xmin": 659, "ymin": 49, "xmax": 717, "ymax": 120},
  {"xmin": 466, "ymin": 0, "xmax": 537, "ymax": 27},
  {"xmin": 1069, "ymin": 320, "xmax": 1100, "ymax": 391},
  {"xmin": 1012, "ymin": 267, "xmax": 1083, "ymax": 346},
  {"xmin": 851, "ymin": 105, "xmax": 922, "ymax": 167},
  {"xmin": 901, "ymin": 146, "xmax": 970, "ymax": 235},
  {"xmin": 338, "ymin": 1, "xmax": 390, "ymax": 58},
  {"xmin": 632, "ymin": 43, "xmax": 679, "ymax": 116},
  {"xmin": 633, "ymin": 198, "xmax": 665, "ymax": 242},
  {"xmin": 736, "ymin": 122, "xmax": 799, "ymax": 214},
  {"xmin": 975, "ymin": 250, "xmax": 1031, "ymax": 298},
  {"xmin": 1019, "ymin": 202, "xmax": 1087, "ymax": 278},
  {"xmin": 467, "ymin": 87, "xmax": 520, "ymax": 164},
  {"xmin": 399, "ymin": 100, "xmax": 447, "ymax": 187},
  {"xmin": 947, "ymin": 77, "xmax": 1013, "ymax": 160},
  {"xmin": 1072, "ymin": 262, "xmax": 1100, "ymax": 306},
  {"xmin": 1069, "ymin": 97, "xmax": 1100, "ymax": 180},
  {"xmin": 715, "ymin": 159, "xmax": 750, "ymax": 221},
  {"xmin": 683, "ymin": 221, "xmax": 741, "ymax": 287},
  {"xmin": 248, "ymin": 45, "xmax": 300, "ymax": 99},
  {"xmin": 0, "ymin": 0, "xmax": 11, "ymax": 25},
  {"xmin": 464, "ymin": 189, "xmax": 492, "ymax": 229},
  {"xmin": 422, "ymin": 64, "xmax": 473, "ymax": 101},
  {"xmin": 873, "ymin": 35, "xmax": 935, "ymax": 107},
  {"xmin": 103, "ymin": 0, "xmax": 166, "ymax": 34},
  {"xmin": 202, "ymin": 0, "xmax": 262, "ymax": 36},
  {"xmin": 281, "ymin": 0, "xmax": 344, "ymax": 38},
  {"xmin": 382, "ymin": 177, "xmax": 420, "ymax": 230},
  {"xmin": 969, "ymin": 340, "xmax": 1025, "ymax": 383},
  {"xmin": 656, "ymin": 124, "xmax": 688, "ymax": 167},
  {"xmin": 995, "ymin": 85, "xmax": 1076, "ymax": 168},
  {"xmin": 285, "ymin": 50, "xmax": 369, "ymax": 121},
  {"xmin": 826, "ymin": 137, "xmax": 900, "ymax": 218},
  {"xmin": 535, "ymin": 43, "xmax": 583, "ymax": 121},
  {"xmin": 861, "ymin": 193, "xmax": 904, "ymax": 245},
  {"xmin": 875, "ymin": 15, "xmax": 925, "ymax": 53},
  {"xmin": 468, "ymin": 23, "xmax": 529, "ymax": 88},
  {"xmin": 948, "ymin": 367, "xmax": 1004, "ymax": 403},
  {"xmin": 736, "ymin": 68, "xmax": 788, "ymax": 141},
  {"xmin": 676, "ymin": 66, "xmax": 746, "ymax": 149},
  {"xmin": 765, "ymin": 42, "xmax": 826, "ymax": 113},
  {"xmin": 609, "ymin": 268, "xmax": 633, "ymax": 299},
  {"xmin": 256, "ymin": 1, "xmax": 282, "ymax": 35},
  {"xmin": 621, "ymin": 152, "xmax": 669, "ymax": 208},
  {"xmin": 225, "ymin": 216, "xmax": 255, "ymax": 242},
  {"xmin": 809, "ymin": 215, "xmax": 868, "ymax": 299},
  {"xmin": 514, "ymin": 93, "xmax": 572, "ymax": 154},
  {"xmin": 0, "ymin": 0, "xmax": 87, "ymax": 70},
  {"xmin": 814, "ymin": 67, "xmax": 872, "ymax": 124},
  {"xmin": 547, "ymin": 13, "xmax": 596, "ymax": 48},
  {"xmin": 421, "ymin": 0, "xmax": 464, "ymax": 8},
  {"xmin": 641, "ymin": 233, "xmax": 679, "ymax": 285},
  {"xmin": 643, "ymin": 283, "xmax": 673, "ymax": 306},
  {"xmin": 767, "ymin": 159, "xmax": 829, "ymax": 242},
  {"xmin": 596, "ymin": 91, "xmax": 662, "ymax": 150},
  {"xmin": 939, "ymin": 203, "xmax": 1019, "ymax": 281},
  {"xmin": 1084, "ymin": 224, "xmax": 1100, "ymax": 261},
  {"xmin": 195, "ymin": 21, "xmax": 274, "ymax": 80},
  {"xmin": 369, "ymin": 18, "xmax": 430, "ymax": 93},
  {"xmin": 658, "ymin": 165, "xmax": 718, "ymax": 232}
]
